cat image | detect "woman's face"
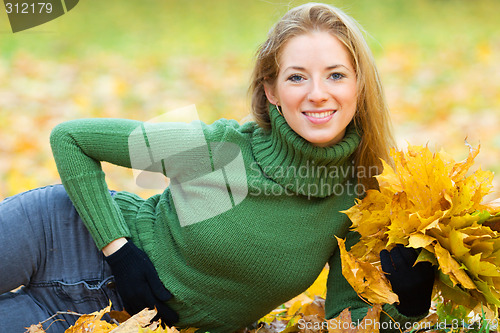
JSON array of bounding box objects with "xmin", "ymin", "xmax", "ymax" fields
[{"xmin": 264, "ymin": 31, "xmax": 358, "ymax": 147}]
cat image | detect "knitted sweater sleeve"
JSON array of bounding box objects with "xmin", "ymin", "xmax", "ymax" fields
[
  {"xmin": 50, "ymin": 118, "xmax": 142, "ymax": 249},
  {"xmin": 50, "ymin": 117, "xmax": 241, "ymax": 249},
  {"xmin": 325, "ymin": 230, "xmax": 426, "ymax": 333}
]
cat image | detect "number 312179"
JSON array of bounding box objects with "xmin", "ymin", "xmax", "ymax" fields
[{"xmin": 5, "ymin": 2, "xmax": 53, "ymax": 14}]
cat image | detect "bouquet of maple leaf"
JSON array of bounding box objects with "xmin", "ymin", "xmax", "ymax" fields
[{"xmin": 337, "ymin": 144, "xmax": 500, "ymax": 318}]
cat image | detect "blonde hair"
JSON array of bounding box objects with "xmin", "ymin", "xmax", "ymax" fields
[{"xmin": 248, "ymin": 2, "xmax": 395, "ymax": 191}]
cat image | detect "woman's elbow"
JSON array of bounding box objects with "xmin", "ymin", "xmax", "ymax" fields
[{"xmin": 49, "ymin": 120, "xmax": 79, "ymax": 152}]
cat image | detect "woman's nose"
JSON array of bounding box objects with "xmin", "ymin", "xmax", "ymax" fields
[{"xmin": 308, "ymin": 79, "xmax": 329, "ymax": 103}]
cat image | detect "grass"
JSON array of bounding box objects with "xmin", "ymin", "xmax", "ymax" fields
[
  {"xmin": 1, "ymin": 0, "xmax": 499, "ymax": 61},
  {"xmin": 1, "ymin": 0, "xmax": 500, "ymax": 198}
]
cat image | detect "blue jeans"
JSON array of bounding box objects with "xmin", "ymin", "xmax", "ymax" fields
[{"xmin": 0, "ymin": 185, "xmax": 124, "ymax": 332}]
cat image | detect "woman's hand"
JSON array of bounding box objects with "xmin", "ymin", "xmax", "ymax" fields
[
  {"xmin": 104, "ymin": 240, "xmax": 179, "ymax": 326},
  {"xmin": 380, "ymin": 244, "xmax": 435, "ymax": 317}
]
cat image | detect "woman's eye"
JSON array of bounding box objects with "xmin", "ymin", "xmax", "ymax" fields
[
  {"xmin": 330, "ymin": 73, "xmax": 345, "ymax": 80},
  {"xmin": 287, "ymin": 74, "xmax": 304, "ymax": 83}
]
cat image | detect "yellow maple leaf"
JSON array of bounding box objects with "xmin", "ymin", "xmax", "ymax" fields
[
  {"xmin": 62, "ymin": 303, "xmax": 179, "ymax": 333},
  {"xmin": 111, "ymin": 308, "xmax": 157, "ymax": 332},
  {"xmin": 340, "ymin": 143, "xmax": 500, "ymax": 316},
  {"xmin": 304, "ymin": 266, "xmax": 328, "ymax": 299},
  {"xmin": 65, "ymin": 303, "xmax": 117, "ymax": 333},
  {"xmin": 433, "ymin": 242, "xmax": 476, "ymax": 289},
  {"xmin": 301, "ymin": 296, "xmax": 326, "ymax": 317},
  {"xmin": 336, "ymin": 237, "xmax": 398, "ymax": 305}
]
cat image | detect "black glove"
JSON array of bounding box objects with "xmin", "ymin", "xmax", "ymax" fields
[
  {"xmin": 380, "ymin": 244, "xmax": 434, "ymax": 317},
  {"xmin": 105, "ymin": 241, "xmax": 179, "ymax": 326}
]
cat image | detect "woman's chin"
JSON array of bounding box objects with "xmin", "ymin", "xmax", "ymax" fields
[{"xmin": 305, "ymin": 134, "xmax": 344, "ymax": 147}]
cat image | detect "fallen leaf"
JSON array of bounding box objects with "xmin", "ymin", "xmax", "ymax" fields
[
  {"xmin": 109, "ymin": 310, "xmax": 132, "ymax": 324},
  {"xmin": 110, "ymin": 308, "xmax": 157, "ymax": 332},
  {"xmin": 301, "ymin": 296, "xmax": 325, "ymax": 317},
  {"xmin": 327, "ymin": 304, "xmax": 381, "ymax": 333},
  {"xmin": 337, "ymin": 237, "xmax": 398, "ymax": 305},
  {"xmin": 66, "ymin": 310, "xmax": 117, "ymax": 333},
  {"xmin": 25, "ymin": 324, "xmax": 46, "ymax": 333}
]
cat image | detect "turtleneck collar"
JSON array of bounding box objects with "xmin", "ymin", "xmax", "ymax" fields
[{"xmin": 251, "ymin": 104, "xmax": 361, "ymax": 198}]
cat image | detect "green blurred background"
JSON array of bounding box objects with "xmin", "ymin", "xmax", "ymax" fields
[{"xmin": 1, "ymin": 0, "xmax": 499, "ymax": 199}]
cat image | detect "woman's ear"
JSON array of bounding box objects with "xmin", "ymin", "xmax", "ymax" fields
[{"xmin": 263, "ymin": 81, "xmax": 278, "ymax": 105}]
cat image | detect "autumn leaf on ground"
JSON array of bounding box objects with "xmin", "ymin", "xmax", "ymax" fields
[
  {"xmin": 25, "ymin": 323, "xmax": 46, "ymax": 333},
  {"xmin": 60, "ymin": 302, "xmax": 187, "ymax": 333},
  {"xmin": 243, "ymin": 295, "xmax": 329, "ymax": 333},
  {"xmin": 109, "ymin": 308, "xmax": 156, "ymax": 332},
  {"xmin": 301, "ymin": 297, "xmax": 326, "ymax": 317},
  {"xmin": 327, "ymin": 304, "xmax": 382, "ymax": 333},
  {"xmin": 340, "ymin": 144, "xmax": 500, "ymax": 317},
  {"xmin": 65, "ymin": 303, "xmax": 117, "ymax": 333},
  {"xmin": 109, "ymin": 310, "xmax": 132, "ymax": 323}
]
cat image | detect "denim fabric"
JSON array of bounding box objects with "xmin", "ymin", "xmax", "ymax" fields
[{"xmin": 0, "ymin": 185, "xmax": 124, "ymax": 332}]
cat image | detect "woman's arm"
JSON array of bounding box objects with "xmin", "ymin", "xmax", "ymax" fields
[
  {"xmin": 50, "ymin": 118, "xmax": 143, "ymax": 250},
  {"xmin": 102, "ymin": 237, "xmax": 128, "ymax": 256},
  {"xmin": 50, "ymin": 117, "xmax": 238, "ymax": 324},
  {"xmin": 51, "ymin": 117, "xmax": 238, "ymax": 250}
]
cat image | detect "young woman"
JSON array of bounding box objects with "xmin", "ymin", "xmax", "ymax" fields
[{"xmin": 0, "ymin": 3, "xmax": 434, "ymax": 332}]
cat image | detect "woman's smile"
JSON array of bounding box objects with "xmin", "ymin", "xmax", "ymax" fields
[{"xmin": 302, "ymin": 110, "xmax": 336, "ymax": 124}]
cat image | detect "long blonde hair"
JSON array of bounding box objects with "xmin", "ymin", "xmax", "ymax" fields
[{"xmin": 248, "ymin": 2, "xmax": 395, "ymax": 191}]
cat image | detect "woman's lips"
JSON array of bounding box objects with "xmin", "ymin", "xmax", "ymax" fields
[{"xmin": 302, "ymin": 110, "xmax": 336, "ymax": 124}]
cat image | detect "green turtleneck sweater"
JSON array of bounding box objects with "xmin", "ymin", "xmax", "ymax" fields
[{"xmin": 50, "ymin": 106, "xmax": 420, "ymax": 332}]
